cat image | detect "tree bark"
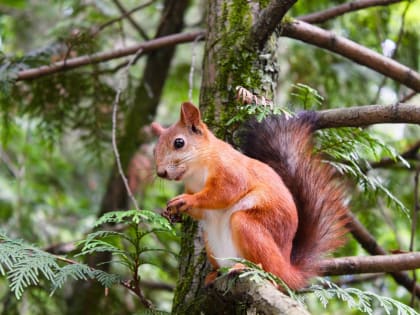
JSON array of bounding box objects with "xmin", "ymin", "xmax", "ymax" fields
[
  {"xmin": 321, "ymin": 252, "xmax": 420, "ymax": 276},
  {"xmin": 203, "ymin": 274, "xmax": 310, "ymax": 315},
  {"xmin": 315, "ymin": 103, "xmax": 420, "ymax": 128}
]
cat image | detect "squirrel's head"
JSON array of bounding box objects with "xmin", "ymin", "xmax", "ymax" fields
[{"xmin": 151, "ymin": 102, "xmax": 210, "ymax": 181}]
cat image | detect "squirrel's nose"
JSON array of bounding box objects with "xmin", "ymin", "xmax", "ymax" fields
[{"xmin": 157, "ymin": 168, "xmax": 168, "ymax": 178}]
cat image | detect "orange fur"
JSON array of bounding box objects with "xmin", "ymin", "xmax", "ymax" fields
[{"xmin": 152, "ymin": 102, "xmax": 349, "ymax": 290}]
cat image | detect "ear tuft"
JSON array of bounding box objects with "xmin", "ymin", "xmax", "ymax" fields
[
  {"xmin": 151, "ymin": 122, "xmax": 166, "ymax": 136},
  {"xmin": 180, "ymin": 102, "xmax": 202, "ymax": 129}
]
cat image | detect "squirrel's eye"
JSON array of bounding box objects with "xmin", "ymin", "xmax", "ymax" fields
[{"xmin": 173, "ymin": 138, "xmax": 185, "ymax": 149}]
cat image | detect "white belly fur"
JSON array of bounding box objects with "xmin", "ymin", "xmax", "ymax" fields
[{"xmin": 201, "ymin": 194, "xmax": 256, "ymax": 267}]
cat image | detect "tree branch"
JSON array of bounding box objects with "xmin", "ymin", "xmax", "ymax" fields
[
  {"xmin": 348, "ymin": 213, "xmax": 420, "ymax": 298},
  {"xmin": 315, "ymin": 103, "xmax": 420, "ymax": 129},
  {"xmin": 298, "ymin": 0, "xmax": 404, "ymax": 24},
  {"xmin": 281, "ymin": 20, "xmax": 420, "ymax": 92},
  {"xmin": 248, "ymin": 0, "xmax": 297, "ymax": 49},
  {"xmin": 321, "ymin": 252, "xmax": 420, "ymax": 276},
  {"xmin": 16, "ymin": 31, "xmax": 205, "ymax": 81}
]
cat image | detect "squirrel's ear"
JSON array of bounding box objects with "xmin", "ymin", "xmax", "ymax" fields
[
  {"xmin": 151, "ymin": 122, "xmax": 166, "ymax": 136},
  {"xmin": 180, "ymin": 102, "xmax": 202, "ymax": 133}
]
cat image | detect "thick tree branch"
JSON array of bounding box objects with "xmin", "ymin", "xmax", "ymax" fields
[
  {"xmin": 281, "ymin": 20, "xmax": 420, "ymax": 92},
  {"xmin": 248, "ymin": 0, "xmax": 297, "ymax": 49},
  {"xmin": 298, "ymin": 0, "xmax": 404, "ymax": 24},
  {"xmin": 236, "ymin": 87, "xmax": 420, "ymax": 127},
  {"xmin": 315, "ymin": 103, "xmax": 420, "ymax": 129},
  {"xmin": 348, "ymin": 213, "xmax": 420, "ymax": 298},
  {"xmin": 205, "ymin": 274, "xmax": 310, "ymax": 315},
  {"xmin": 16, "ymin": 31, "xmax": 205, "ymax": 81},
  {"xmin": 321, "ymin": 252, "xmax": 420, "ymax": 276}
]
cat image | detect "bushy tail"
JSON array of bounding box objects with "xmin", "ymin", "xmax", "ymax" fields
[{"xmin": 237, "ymin": 112, "xmax": 349, "ymax": 277}]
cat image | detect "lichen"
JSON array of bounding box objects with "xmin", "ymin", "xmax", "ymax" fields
[{"xmin": 207, "ymin": 0, "xmax": 266, "ymax": 138}]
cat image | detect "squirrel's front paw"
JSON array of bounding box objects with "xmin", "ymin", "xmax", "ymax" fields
[{"xmin": 167, "ymin": 194, "xmax": 194, "ymax": 214}]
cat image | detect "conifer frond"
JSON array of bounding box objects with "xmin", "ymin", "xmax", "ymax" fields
[
  {"xmin": 51, "ymin": 263, "xmax": 121, "ymax": 295},
  {"xmin": 76, "ymin": 239, "xmax": 127, "ymax": 257},
  {"xmin": 0, "ymin": 231, "xmax": 120, "ymax": 299},
  {"xmin": 317, "ymin": 127, "xmax": 411, "ymax": 216},
  {"xmin": 94, "ymin": 209, "xmax": 175, "ymax": 235},
  {"xmin": 309, "ymin": 279, "xmax": 420, "ymax": 315},
  {"xmin": 0, "ymin": 231, "xmax": 60, "ymax": 299}
]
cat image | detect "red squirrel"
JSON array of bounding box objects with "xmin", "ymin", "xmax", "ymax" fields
[{"xmin": 151, "ymin": 101, "xmax": 349, "ymax": 290}]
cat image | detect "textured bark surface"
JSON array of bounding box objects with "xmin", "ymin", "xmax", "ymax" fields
[
  {"xmin": 316, "ymin": 103, "xmax": 420, "ymax": 128},
  {"xmin": 202, "ymin": 274, "xmax": 310, "ymax": 315}
]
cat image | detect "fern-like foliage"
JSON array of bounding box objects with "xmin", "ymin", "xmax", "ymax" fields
[
  {"xmin": 0, "ymin": 231, "xmax": 119, "ymax": 299},
  {"xmin": 0, "ymin": 209, "xmax": 176, "ymax": 300},
  {"xmin": 94, "ymin": 209, "xmax": 175, "ymax": 232},
  {"xmin": 51, "ymin": 263, "xmax": 121, "ymax": 295},
  {"xmin": 308, "ymin": 278, "xmax": 420, "ymax": 315},
  {"xmin": 317, "ymin": 127, "xmax": 411, "ymax": 217},
  {"xmin": 77, "ymin": 209, "xmax": 177, "ymax": 273},
  {"xmin": 0, "ymin": 232, "xmax": 60, "ymax": 299},
  {"xmin": 290, "ymin": 83, "xmax": 324, "ymax": 109}
]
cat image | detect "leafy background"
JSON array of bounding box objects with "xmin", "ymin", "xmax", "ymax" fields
[{"xmin": 0, "ymin": 0, "xmax": 419, "ymax": 314}]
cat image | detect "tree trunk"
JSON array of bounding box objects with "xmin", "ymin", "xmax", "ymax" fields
[{"xmin": 172, "ymin": 1, "xmax": 308, "ymax": 314}]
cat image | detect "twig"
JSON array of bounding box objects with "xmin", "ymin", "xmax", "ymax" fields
[
  {"xmin": 0, "ymin": 147, "xmax": 20, "ymax": 178},
  {"xmin": 111, "ymin": 48, "xmax": 144, "ymax": 211},
  {"xmin": 410, "ymin": 167, "xmax": 419, "ymax": 305},
  {"xmin": 111, "ymin": 0, "xmax": 150, "ymax": 40},
  {"xmin": 332, "ymin": 273, "xmax": 384, "ymax": 286},
  {"xmin": 140, "ymin": 280, "xmax": 174, "ymax": 292},
  {"xmin": 93, "ymin": 0, "xmax": 156, "ymax": 37},
  {"xmin": 372, "ymin": 0, "xmax": 412, "ymax": 104},
  {"xmin": 188, "ymin": 33, "xmax": 204, "ymax": 102},
  {"xmin": 399, "ymin": 90, "xmax": 418, "ymax": 103},
  {"xmin": 281, "ymin": 20, "xmax": 420, "ymax": 92},
  {"xmin": 298, "ymin": 0, "xmax": 403, "ymax": 24},
  {"xmin": 53, "ymin": 253, "xmax": 153, "ymax": 305},
  {"xmin": 53, "ymin": 254, "xmax": 80, "ymax": 265}
]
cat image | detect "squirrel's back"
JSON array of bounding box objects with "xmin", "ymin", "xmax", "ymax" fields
[{"xmin": 237, "ymin": 112, "xmax": 350, "ymax": 276}]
